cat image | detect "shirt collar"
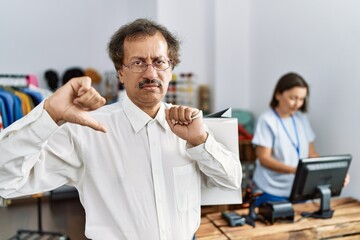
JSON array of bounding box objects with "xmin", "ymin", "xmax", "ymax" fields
[{"xmin": 122, "ymin": 95, "xmax": 171, "ymax": 133}]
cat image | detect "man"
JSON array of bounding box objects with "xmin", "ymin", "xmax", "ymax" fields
[{"xmin": 0, "ymin": 19, "xmax": 241, "ymax": 240}]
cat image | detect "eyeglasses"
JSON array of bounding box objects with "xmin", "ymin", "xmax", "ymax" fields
[{"xmin": 123, "ymin": 59, "xmax": 173, "ymax": 73}]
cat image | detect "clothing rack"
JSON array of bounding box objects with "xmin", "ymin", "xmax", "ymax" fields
[{"xmin": 1, "ymin": 74, "xmax": 69, "ymax": 239}]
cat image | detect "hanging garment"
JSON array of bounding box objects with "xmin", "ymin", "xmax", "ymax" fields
[
  {"xmin": 0, "ymin": 112, "xmax": 3, "ymax": 131},
  {"xmin": 0, "ymin": 90, "xmax": 14, "ymax": 127},
  {"xmin": 0, "ymin": 74, "xmax": 47, "ymax": 128},
  {"xmin": 21, "ymin": 88, "xmax": 43, "ymax": 106},
  {"xmin": 14, "ymin": 90, "xmax": 32, "ymax": 115},
  {"xmin": 1, "ymin": 87, "xmax": 24, "ymax": 121},
  {"xmin": 0, "ymin": 98, "xmax": 7, "ymax": 129}
]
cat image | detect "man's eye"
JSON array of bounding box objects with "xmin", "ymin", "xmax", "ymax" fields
[
  {"xmin": 132, "ymin": 61, "xmax": 144, "ymax": 66},
  {"xmin": 154, "ymin": 60, "xmax": 166, "ymax": 66}
]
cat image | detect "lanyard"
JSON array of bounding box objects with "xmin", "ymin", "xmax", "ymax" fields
[{"xmin": 273, "ymin": 109, "xmax": 300, "ymax": 158}]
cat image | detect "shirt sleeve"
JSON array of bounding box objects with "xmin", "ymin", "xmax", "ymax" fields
[
  {"xmin": 0, "ymin": 101, "xmax": 83, "ymax": 199},
  {"xmin": 186, "ymin": 133, "xmax": 242, "ymax": 190},
  {"xmin": 252, "ymin": 114, "xmax": 274, "ymax": 148}
]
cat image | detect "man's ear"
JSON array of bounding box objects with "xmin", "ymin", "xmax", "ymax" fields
[{"xmin": 117, "ymin": 70, "xmax": 124, "ymax": 84}]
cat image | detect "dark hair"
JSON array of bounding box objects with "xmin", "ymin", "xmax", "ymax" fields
[
  {"xmin": 270, "ymin": 72, "xmax": 310, "ymax": 112},
  {"xmin": 108, "ymin": 18, "xmax": 181, "ymax": 71}
]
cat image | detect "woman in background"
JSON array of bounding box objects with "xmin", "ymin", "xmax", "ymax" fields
[
  {"xmin": 252, "ymin": 72, "xmax": 318, "ymax": 207},
  {"xmin": 252, "ymin": 72, "xmax": 349, "ymax": 207}
]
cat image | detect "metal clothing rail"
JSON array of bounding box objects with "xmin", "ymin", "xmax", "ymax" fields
[
  {"xmin": 0, "ymin": 74, "xmax": 29, "ymax": 87},
  {"xmin": 0, "ymin": 74, "xmax": 28, "ymax": 78}
]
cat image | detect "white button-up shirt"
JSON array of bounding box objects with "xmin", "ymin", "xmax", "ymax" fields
[{"xmin": 0, "ymin": 95, "xmax": 241, "ymax": 240}]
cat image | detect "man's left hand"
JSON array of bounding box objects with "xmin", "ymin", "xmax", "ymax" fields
[{"xmin": 165, "ymin": 106, "xmax": 208, "ymax": 146}]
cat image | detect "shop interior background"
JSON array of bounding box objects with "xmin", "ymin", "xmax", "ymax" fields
[{"xmin": 1, "ymin": 0, "xmax": 359, "ymax": 199}]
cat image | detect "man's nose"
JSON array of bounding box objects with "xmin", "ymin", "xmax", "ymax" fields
[{"xmin": 142, "ymin": 64, "xmax": 158, "ymax": 79}]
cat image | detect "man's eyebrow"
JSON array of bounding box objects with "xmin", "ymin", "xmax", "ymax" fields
[
  {"xmin": 129, "ymin": 56, "xmax": 145, "ymax": 61},
  {"xmin": 129, "ymin": 56, "xmax": 167, "ymax": 61}
]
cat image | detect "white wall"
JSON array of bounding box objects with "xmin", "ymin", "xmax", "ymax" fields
[
  {"xmin": 245, "ymin": 0, "xmax": 360, "ymax": 199},
  {"xmin": 213, "ymin": 0, "xmax": 251, "ymax": 111},
  {"xmin": 127, "ymin": 0, "xmax": 157, "ymax": 22},
  {"xmin": 157, "ymin": 0, "xmax": 213, "ymax": 87},
  {"xmin": 0, "ymin": 0, "xmax": 129, "ymax": 88}
]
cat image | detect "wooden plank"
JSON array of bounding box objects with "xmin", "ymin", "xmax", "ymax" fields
[
  {"xmin": 292, "ymin": 198, "xmax": 360, "ymax": 216},
  {"xmin": 212, "ymin": 218, "xmax": 229, "ymax": 227},
  {"xmin": 335, "ymin": 202, "xmax": 360, "ymax": 210},
  {"xmin": 221, "ymin": 218, "xmax": 314, "ymax": 236},
  {"xmin": 247, "ymin": 220, "xmax": 360, "ymax": 240},
  {"xmin": 201, "ymin": 205, "xmax": 232, "ymax": 217},
  {"xmin": 201, "ymin": 217, "xmax": 210, "ymax": 224},
  {"xmin": 206, "ymin": 212, "xmax": 222, "ymax": 221},
  {"xmin": 316, "ymin": 220, "xmax": 360, "ymax": 239},
  {"xmin": 299, "ymin": 212, "xmax": 360, "ymax": 228},
  {"xmin": 195, "ymin": 222, "xmax": 222, "ymax": 238},
  {"xmin": 225, "ymin": 229, "xmax": 316, "ymax": 240},
  {"xmin": 330, "ymin": 197, "xmax": 358, "ymax": 206},
  {"xmin": 334, "ymin": 234, "xmax": 360, "ymax": 240},
  {"xmin": 333, "ymin": 203, "xmax": 360, "ymax": 216},
  {"xmin": 197, "ymin": 233, "xmax": 229, "ymax": 240},
  {"xmin": 222, "ymin": 213, "xmax": 360, "ymax": 239}
]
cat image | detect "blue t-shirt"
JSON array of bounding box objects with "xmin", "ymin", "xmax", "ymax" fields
[
  {"xmin": 0, "ymin": 98, "xmax": 8, "ymax": 128},
  {"xmin": 0, "ymin": 90, "xmax": 14, "ymax": 127},
  {"xmin": 252, "ymin": 109, "xmax": 315, "ymax": 197}
]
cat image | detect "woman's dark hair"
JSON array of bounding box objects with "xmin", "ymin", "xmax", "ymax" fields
[
  {"xmin": 108, "ymin": 18, "xmax": 181, "ymax": 71},
  {"xmin": 270, "ymin": 72, "xmax": 309, "ymax": 112}
]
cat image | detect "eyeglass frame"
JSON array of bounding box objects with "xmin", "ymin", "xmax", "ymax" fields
[{"xmin": 122, "ymin": 59, "xmax": 174, "ymax": 73}]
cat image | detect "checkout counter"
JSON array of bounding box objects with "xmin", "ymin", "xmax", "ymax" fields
[{"xmin": 196, "ymin": 197, "xmax": 360, "ymax": 239}]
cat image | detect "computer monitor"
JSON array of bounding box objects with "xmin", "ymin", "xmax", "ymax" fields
[{"xmin": 289, "ymin": 154, "xmax": 352, "ymax": 219}]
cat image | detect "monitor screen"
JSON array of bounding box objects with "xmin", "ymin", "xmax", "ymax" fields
[{"xmin": 289, "ymin": 154, "xmax": 352, "ymax": 219}]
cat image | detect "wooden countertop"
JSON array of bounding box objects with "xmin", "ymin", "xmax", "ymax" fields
[{"xmin": 196, "ymin": 197, "xmax": 360, "ymax": 240}]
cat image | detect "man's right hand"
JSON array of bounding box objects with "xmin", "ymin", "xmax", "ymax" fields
[{"xmin": 44, "ymin": 76, "xmax": 107, "ymax": 132}]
